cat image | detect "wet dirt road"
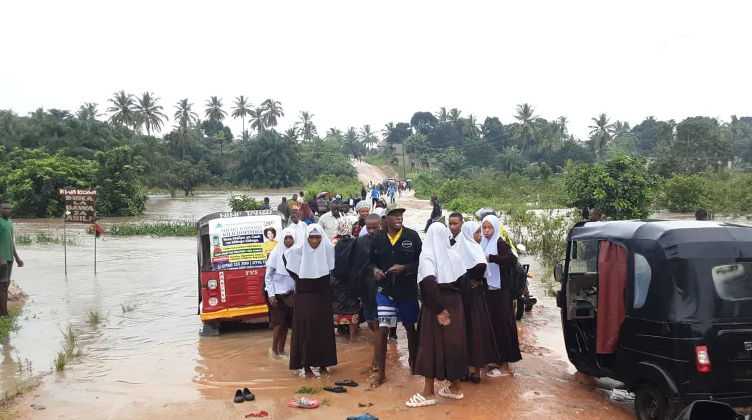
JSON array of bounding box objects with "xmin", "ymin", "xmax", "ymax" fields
[{"xmin": 7, "ymin": 165, "xmax": 634, "ymax": 419}]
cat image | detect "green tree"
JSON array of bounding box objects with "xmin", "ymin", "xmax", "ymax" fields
[
  {"xmin": 653, "ymin": 116, "xmax": 729, "ymax": 176},
  {"xmin": 283, "ymin": 127, "xmax": 299, "ymax": 143},
  {"xmin": 94, "ymin": 146, "xmax": 147, "ymax": 216},
  {"xmin": 298, "ymin": 111, "xmax": 318, "ymax": 141},
  {"xmin": 631, "ymin": 116, "xmax": 674, "ymax": 156},
  {"xmin": 261, "ymin": 99, "xmax": 284, "ymax": 129},
  {"xmin": 563, "ymin": 155, "xmax": 655, "ymax": 219},
  {"xmin": 205, "ymin": 96, "xmax": 227, "ymax": 124},
  {"xmin": 410, "ymin": 111, "xmax": 438, "ymax": 135},
  {"xmin": 588, "ymin": 113, "xmax": 614, "ymax": 161},
  {"xmin": 231, "ymin": 95, "xmax": 253, "ymax": 141},
  {"xmin": 448, "ymin": 108, "xmax": 462, "ymax": 126},
  {"xmin": 437, "ymin": 147, "xmax": 467, "ymax": 178},
  {"xmin": 107, "ymin": 90, "xmax": 137, "ymax": 129},
  {"xmin": 173, "ymin": 99, "xmax": 198, "ymax": 159},
  {"xmin": 359, "ymin": 124, "xmax": 378, "ymax": 148},
  {"xmin": 232, "ymin": 131, "xmax": 299, "ymax": 187},
  {"xmin": 135, "ymin": 92, "xmax": 167, "ymax": 136},
  {"xmin": 382, "ymin": 122, "xmax": 411, "ymax": 144},
  {"xmin": 250, "ymin": 107, "xmax": 265, "ymax": 134},
  {"xmin": 513, "ymin": 103, "xmax": 538, "ymax": 152},
  {"xmin": 76, "ymin": 103, "xmax": 100, "ymax": 120},
  {"xmin": 326, "ymin": 128, "xmax": 343, "ymax": 142},
  {"xmin": 435, "ymin": 107, "xmax": 448, "ymax": 124},
  {"xmin": 342, "ymin": 127, "xmax": 364, "ymax": 158}
]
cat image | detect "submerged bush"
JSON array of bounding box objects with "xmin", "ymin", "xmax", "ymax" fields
[{"xmin": 108, "ymin": 220, "xmax": 196, "ymax": 237}]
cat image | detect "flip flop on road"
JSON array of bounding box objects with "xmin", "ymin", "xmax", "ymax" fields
[
  {"xmin": 358, "ymin": 403, "xmax": 375, "ymax": 408},
  {"xmin": 234, "ymin": 390, "xmax": 245, "ymax": 403},
  {"xmin": 347, "ymin": 413, "xmax": 379, "ymax": 420},
  {"xmin": 438, "ymin": 386, "xmax": 464, "ymax": 400},
  {"xmin": 335, "ymin": 380, "xmax": 359, "ymax": 387},
  {"xmin": 486, "ymin": 368, "xmax": 508, "ymax": 378},
  {"xmin": 243, "ymin": 388, "xmax": 256, "ymax": 401},
  {"xmin": 245, "ymin": 411, "xmax": 268, "ymax": 418},
  {"xmin": 289, "ymin": 396, "xmax": 320, "ymax": 409},
  {"xmin": 405, "ymin": 393, "xmax": 436, "ymax": 408},
  {"xmin": 324, "ymin": 385, "xmax": 347, "ymax": 393}
]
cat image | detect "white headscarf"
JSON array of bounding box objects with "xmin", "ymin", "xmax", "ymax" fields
[
  {"xmin": 267, "ymin": 226, "xmax": 296, "ymax": 277},
  {"xmin": 481, "ymin": 215, "xmax": 503, "ymax": 289},
  {"xmin": 456, "ymin": 221, "xmax": 487, "ymax": 270},
  {"xmin": 355, "ymin": 200, "xmax": 370, "ymax": 212},
  {"xmin": 418, "ymin": 223, "xmax": 467, "ymax": 284},
  {"xmin": 284, "ymin": 223, "xmax": 335, "ymax": 279}
]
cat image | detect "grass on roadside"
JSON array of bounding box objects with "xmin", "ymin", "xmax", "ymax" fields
[
  {"xmin": 15, "ymin": 235, "xmax": 33, "ymax": 246},
  {"xmin": 86, "ymin": 311, "xmax": 103, "ymax": 327},
  {"xmin": 120, "ymin": 302, "xmax": 138, "ymax": 314},
  {"xmin": 0, "ymin": 308, "xmax": 21, "ymax": 341},
  {"xmin": 54, "ymin": 324, "xmax": 82, "ymax": 372},
  {"xmin": 295, "ymin": 386, "xmax": 321, "ymax": 394},
  {"xmin": 107, "ymin": 220, "xmax": 196, "ymax": 237}
]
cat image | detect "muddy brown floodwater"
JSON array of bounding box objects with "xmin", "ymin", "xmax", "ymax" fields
[{"xmin": 7, "ymin": 164, "xmax": 635, "ymax": 419}]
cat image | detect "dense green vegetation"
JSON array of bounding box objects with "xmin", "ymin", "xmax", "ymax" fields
[{"xmin": 107, "ymin": 221, "xmax": 196, "ymax": 237}]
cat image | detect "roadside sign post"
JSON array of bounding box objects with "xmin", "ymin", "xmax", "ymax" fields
[{"xmin": 58, "ymin": 189, "xmax": 98, "ymax": 274}]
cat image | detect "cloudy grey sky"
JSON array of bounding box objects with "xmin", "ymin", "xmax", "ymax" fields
[{"xmin": 1, "ymin": 0, "xmax": 750, "ymax": 140}]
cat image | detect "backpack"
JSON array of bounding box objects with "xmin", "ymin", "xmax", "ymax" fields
[
  {"xmin": 333, "ymin": 235, "xmax": 357, "ymax": 281},
  {"xmin": 504, "ymin": 262, "xmax": 528, "ymax": 298}
]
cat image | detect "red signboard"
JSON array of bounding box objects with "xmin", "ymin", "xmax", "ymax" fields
[{"xmin": 58, "ymin": 188, "xmax": 97, "ymax": 223}]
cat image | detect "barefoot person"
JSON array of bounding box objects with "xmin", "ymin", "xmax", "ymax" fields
[
  {"xmin": 351, "ymin": 214, "xmax": 383, "ymax": 369},
  {"xmin": 481, "ymin": 215, "xmax": 522, "ymax": 376},
  {"xmin": 284, "ymin": 224, "xmax": 337, "ymax": 377},
  {"xmin": 265, "ymin": 227, "xmax": 296, "ymax": 357},
  {"xmin": 407, "ymin": 223, "xmax": 469, "ymax": 408},
  {"xmin": 0, "ymin": 200, "xmax": 23, "ymax": 317},
  {"xmin": 369, "ymin": 207, "xmax": 422, "ymax": 387},
  {"xmin": 455, "ymin": 220, "xmax": 500, "ymax": 383}
]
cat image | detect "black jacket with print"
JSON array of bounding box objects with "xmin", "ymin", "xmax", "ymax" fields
[{"xmin": 369, "ymin": 227, "xmax": 422, "ymax": 299}]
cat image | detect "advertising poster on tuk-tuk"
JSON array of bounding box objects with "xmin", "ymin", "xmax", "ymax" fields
[{"xmin": 208, "ymin": 214, "xmax": 283, "ymax": 271}]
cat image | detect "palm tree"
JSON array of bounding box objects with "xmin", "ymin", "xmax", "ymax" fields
[
  {"xmin": 556, "ymin": 116, "xmax": 569, "ymax": 138},
  {"xmin": 448, "ymin": 108, "xmax": 462, "ymax": 126},
  {"xmin": 326, "ymin": 127, "xmax": 343, "ymax": 141},
  {"xmin": 135, "ymin": 92, "xmax": 167, "ymax": 136},
  {"xmin": 464, "ymin": 114, "xmax": 480, "ymax": 138},
  {"xmin": 283, "ymin": 127, "xmax": 299, "ymax": 143},
  {"xmin": 297, "ymin": 111, "xmax": 318, "ymax": 141},
  {"xmin": 250, "ymin": 107, "xmax": 265, "ymax": 134},
  {"xmin": 231, "ymin": 96, "xmax": 253, "ymax": 141},
  {"xmin": 343, "ymin": 127, "xmax": 362, "ymax": 158},
  {"xmin": 514, "ymin": 103, "xmax": 539, "ymax": 151},
  {"xmin": 382, "ymin": 122, "xmax": 396, "ymax": 140},
  {"xmin": 174, "ymin": 99, "xmax": 198, "ymax": 159},
  {"xmin": 359, "ymin": 124, "xmax": 379, "ymax": 148},
  {"xmin": 205, "ymin": 96, "xmax": 227, "ymax": 123},
  {"xmin": 261, "ymin": 99, "xmax": 284, "ymax": 129},
  {"xmin": 76, "ymin": 102, "xmax": 100, "ymax": 120},
  {"xmin": 589, "ymin": 113, "xmax": 615, "ymax": 161},
  {"xmin": 435, "ymin": 107, "xmax": 448, "ymax": 123},
  {"xmin": 107, "ymin": 90, "xmax": 137, "ymax": 128}
]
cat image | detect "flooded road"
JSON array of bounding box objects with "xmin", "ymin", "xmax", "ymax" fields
[{"xmin": 7, "ymin": 171, "xmax": 634, "ymax": 419}]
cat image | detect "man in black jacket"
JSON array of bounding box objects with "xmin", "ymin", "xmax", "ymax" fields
[{"xmin": 369, "ymin": 206, "xmax": 422, "ymax": 387}]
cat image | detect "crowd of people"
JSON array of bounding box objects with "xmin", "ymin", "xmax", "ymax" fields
[{"xmin": 263, "ymin": 187, "xmax": 522, "ymax": 408}]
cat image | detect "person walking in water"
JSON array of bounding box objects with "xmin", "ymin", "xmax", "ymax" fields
[
  {"xmin": 0, "ymin": 200, "xmax": 23, "ymax": 317},
  {"xmin": 481, "ymin": 214, "xmax": 522, "ymax": 376},
  {"xmin": 265, "ymin": 227, "xmax": 296, "ymax": 357},
  {"xmin": 369, "ymin": 207, "xmax": 422, "ymax": 388},
  {"xmin": 406, "ymin": 223, "xmax": 469, "ymax": 408},
  {"xmin": 284, "ymin": 224, "xmax": 337, "ymax": 377}
]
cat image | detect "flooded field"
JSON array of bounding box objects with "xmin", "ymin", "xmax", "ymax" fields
[{"xmin": 4, "ymin": 177, "xmax": 641, "ymax": 419}]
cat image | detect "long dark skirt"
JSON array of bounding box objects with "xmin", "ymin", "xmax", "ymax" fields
[
  {"xmin": 289, "ymin": 276, "xmax": 338, "ymax": 370},
  {"xmin": 466, "ymin": 286, "xmax": 501, "ymax": 368},
  {"xmin": 414, "ymin": 287, "xmax": 469, "ymax": 381},
  {"xmin": 485, "ymin": 289, "xmax": 522, "ymax": 363}
]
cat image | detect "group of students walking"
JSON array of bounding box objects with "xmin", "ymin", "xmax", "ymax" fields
[{"xmin": 263, "ymin": 201, "xmax": 522, "ymax": 408}]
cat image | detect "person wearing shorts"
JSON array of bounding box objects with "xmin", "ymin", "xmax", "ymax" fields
[{"xmin": 369, "ymin": 206, "xmax": 422, "ymax": 388}]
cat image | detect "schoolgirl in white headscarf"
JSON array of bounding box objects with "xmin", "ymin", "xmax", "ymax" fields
[{"xmin": 284, "ymin": 224, "xmax": 335, "ymax": 279}]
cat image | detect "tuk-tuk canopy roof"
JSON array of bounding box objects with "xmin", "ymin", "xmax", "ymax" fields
[{"xmin": 568, "ymin": 220, "xmax": 752, "ymax": 260}]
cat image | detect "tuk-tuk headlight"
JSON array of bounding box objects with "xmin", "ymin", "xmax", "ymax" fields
[
  {"xmin": 208, "ymin": 297, "xmax": 218, "ymax": 306},
  {"xmin": 207, "ymin": 279, "xmax": 218, "ymax": 290}
]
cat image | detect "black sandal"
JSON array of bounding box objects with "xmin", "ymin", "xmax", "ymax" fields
[
  {"xmin": 243, "ymin": 388, "xmax": 255, "ymax": 401},
  {"xmin": 234, "ymin": 389, "xmax": 244, "ymax": 403},
  {"xmin": 324, "ymin": 385, "xmax": 347, "ymax": 393},
  {"xmin": 335, "ymin": 379, "xmax": 359, "ymax": 387}
]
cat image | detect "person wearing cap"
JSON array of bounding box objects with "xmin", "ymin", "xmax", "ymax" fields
[{"xmin": 369, "ymin": 206, "xmax": 422, "ymax": 387}]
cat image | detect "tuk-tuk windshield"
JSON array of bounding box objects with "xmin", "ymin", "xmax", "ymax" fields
[{"xmin": 669, "ymin": 259, "xmax": 752, "ymax": 321}]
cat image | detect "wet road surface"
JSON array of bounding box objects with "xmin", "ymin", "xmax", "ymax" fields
[{"xmin": 7, "ymin": 166, "xmax": 635, "ymax": 419}]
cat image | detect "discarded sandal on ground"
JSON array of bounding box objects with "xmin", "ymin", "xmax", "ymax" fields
[
  {"xmin": 405, "ymin": 393, "xmax": 436, "ymax": 408},
  {"xmin": 486, "ymin": 368, "xmax": 507, "ymax": 377},
  {"xmin": 234, "ymin": 389, "xmax": 245, "ymax": 403},
  {"xmin": 336, "ymin": 379, "xmax": 359, "ymax": 387},
  {"xmin": 347, "ymin": 413, "xmax": 379, "ymax": 420},
  {"xmin": 289, "ymin": 396, "xmax": 320, "ymax": 409},
  {"xmin": 323, "ymin": 385, "xmax": 347, "ymax": 393},
  {"xmin": 358, "ymin": 402, "xmax": 375, "ymax": 408},
  {"xmin": 438, "ymin": 386, "xmax": 464, "ymax": 400},
  {"xmin": 243, "ymin": 388, "xmax": 255, "ymax": 401},
  {"xmin": 245, "ymin": 411, "xmax": 268, "ymax": 418}
]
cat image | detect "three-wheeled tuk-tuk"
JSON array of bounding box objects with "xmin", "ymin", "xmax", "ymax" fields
[
  {"xmin": 197, "ymin": 210, "xmax": 284, "ymax": 336},
  {"xmin": 555, "ymin": 220, "xmax": 752, "ymax": 420}
]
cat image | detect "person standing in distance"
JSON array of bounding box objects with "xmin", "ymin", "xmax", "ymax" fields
[{"xmin": 0, "ymin": 200, "xmax": 23, "ymax": 317}]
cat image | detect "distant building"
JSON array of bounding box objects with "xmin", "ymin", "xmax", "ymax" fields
[{"xmin": 377, "ymin": 141, "xmax": 436, "ymax": 172}]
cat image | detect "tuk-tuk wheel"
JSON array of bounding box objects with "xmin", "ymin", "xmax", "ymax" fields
[
  {"xmin": 635, "ymin": 383, "xmax": 668, "ymax": 420},
  {"xmin": 200, "ymin": 321, "xmax": 220, "ymax": 337}
]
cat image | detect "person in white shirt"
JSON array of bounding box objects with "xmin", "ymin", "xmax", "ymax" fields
[
  {"xmin": 318, "ymin": 205, "xmax": 342, "ymax": 239},
  {"xmin": 265, "ymin": 227, "xmax": 297, "ymax": 357}
]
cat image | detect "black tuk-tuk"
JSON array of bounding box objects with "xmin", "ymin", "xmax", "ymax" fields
[{"xmin": 554, "ymin": 220, "xmax": 752, "ymax": 420}]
